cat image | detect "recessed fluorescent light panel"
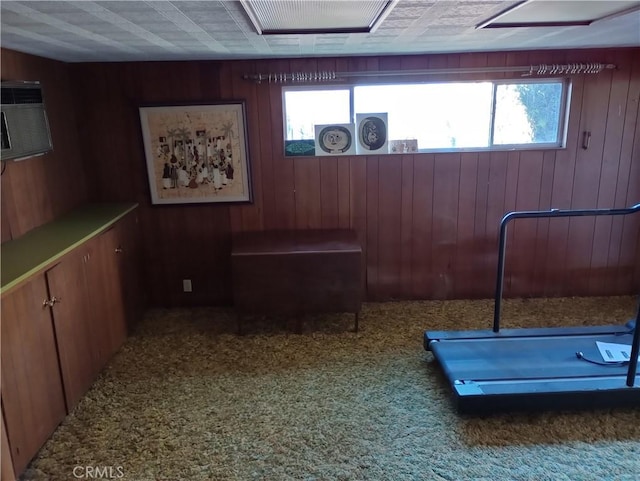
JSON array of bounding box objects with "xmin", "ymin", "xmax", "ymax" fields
[
  {"xmin": 477, "ymin": 0, "xmax": 640, "ymax": 29},
  {"xmin": 240, "ymin": 0, "xmax": 398, "ymax": 35}
]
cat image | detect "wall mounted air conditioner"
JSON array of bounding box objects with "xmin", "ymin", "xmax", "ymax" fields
[{"xmin": 1, "ymin": 81, "xmax": 53, "ymax": 161}]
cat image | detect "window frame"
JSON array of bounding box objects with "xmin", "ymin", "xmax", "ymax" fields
[
  {"xmin": 489, "ymin": 77, "xmax": 571, "ymax": 150},
  {"xmin": 282, "ymin": 77, "xmax": 572, "ymax": 156},
  {"xmin": 282, "ymin": 85, "xmax": 353, "ymax": 143}
]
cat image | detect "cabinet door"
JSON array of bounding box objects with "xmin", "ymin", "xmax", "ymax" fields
[
  {"xmin": 0, "ymin": 276, "xmax": 66, "ymax": 475},
  {"xmin": 2, "ymin": 407, "xmax": 16, "ymax": 481},
  {"xmin": 116, "ymin": 213, "xmax": 144, "ymax": 328},
  {"xmin": 45, "ymin": 252, "xmax": 97, "ymax": 411},
  {"xmin": 87, "ymin": 227, "xmax": 128, "ymax": 362}
]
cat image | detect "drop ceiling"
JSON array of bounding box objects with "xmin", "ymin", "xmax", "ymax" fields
[{"xmin": 1, "ymin": 0, "xmax": 639, "ymax": 63}]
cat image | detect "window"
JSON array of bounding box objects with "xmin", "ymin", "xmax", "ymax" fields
[
  {"xmin": 283, "ymin": 78, "xmax": 569, "ymax": 156},
  {"xmin": 284, "ymin": 88, "xmax": 351, "ymax": 140},
  {"xmin": 493, "ymin": 81, "xmax": 564, "ymax": 145}
]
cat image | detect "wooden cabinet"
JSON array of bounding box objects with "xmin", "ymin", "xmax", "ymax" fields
[
  {"xmin": 88, "ymin": 227, "xmax": 128, "ymax": 362},
  {"xmin": 45, "ymin": 249, "xmax": 99, "ymax": 411},
  {"xmin": 0, "ymin": 276, "xmax": 66, "ymax": 476},
  {"xmin": 2, "ymin": 406, "xmax": 16, "ymax": 481},
  {"xmin": 44, "ymin": 215, "xmax": 140, "ymax": 412},
  {"xmin": 0, "ymin": 204, "xmax": 141, "ymax": 478},
  {"xmin": 116, "ymin": 211, "xmax": 143, "ymax": 329},
  {"xmin": 232, "ymin": 229, "xmax": 362, "ymax": 333}
]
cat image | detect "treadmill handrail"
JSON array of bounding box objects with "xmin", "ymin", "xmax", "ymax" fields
[
  {"xmin": 492, "ymin": 203, "xmax": 640, "ymax": 385},
  {"xmin": 493, "ymin": 202, "xmax": 640, "ymax": 332}
]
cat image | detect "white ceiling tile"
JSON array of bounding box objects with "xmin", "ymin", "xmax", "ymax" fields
[
  {"xmin": 0, "ymin": 0, "xmax": 638, "ymax": 62},
  {"xmin": 200, "ymin": 23, "xmax": 247, "ymax": 32},
  {"xmin": 20, "ymin": 1, "xmax": 81, "ymax": 15},
  {"xmin": 94, "ymin": 1, "xmax": 153, "ymax": 13}
]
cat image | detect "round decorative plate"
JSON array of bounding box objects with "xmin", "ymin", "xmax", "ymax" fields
[
  {"xmin": 358, "ymin": 116, "xmax": 386, "ymax": 151},
  {"xmin": 318, "ymin": 126, "xmax": 352, "ymax": 154}
]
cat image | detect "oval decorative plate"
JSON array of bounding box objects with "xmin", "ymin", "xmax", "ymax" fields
[
  {"xmin": 318, "ymin": 126, "xmax": 352, "ymax": 154},
  {"xmin": 358, "ymin": 116, "xmax": 387, "ymax": 151}
]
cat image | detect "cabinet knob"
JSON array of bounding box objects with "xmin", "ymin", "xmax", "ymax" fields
[
  {"xmin": 51, "ymin": 296, "xmax": 62, "ymax": 304},
  {"xmin": 115, "ymin": 247, "xmax": 124, "ymax": 254}
]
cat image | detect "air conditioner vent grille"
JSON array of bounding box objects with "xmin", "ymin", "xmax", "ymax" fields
[
  {"xmin": 1, "ymin": 87, "xmax": 44, "ymax": 105},
  {"xmin": 1, "ymin": 82, "xmax": 52, "ymax": 161}
]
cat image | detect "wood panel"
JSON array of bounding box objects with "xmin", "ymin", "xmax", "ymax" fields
[
  {"xmin": 255, "ymin": 59, "xmax": 278, "ymax": 230},
  {"xmin": 629, "ymin": 59, "xmax": 640, "ymax": 292},
  {"xmin": 502, "ymin": 151, "xmax": 521, "ymax": 295},
  {"xmin": 456, "ymin": 152, "xmax": 479, "ymax": 298},
  {"xmin": 1, "ymin": 407, "xmax": 15, "ymax": 481},
  {"xmin": 294, "ymin": 156, "xmax": 322, "ymax": 229},
  {"xmin": 320, "ymin": 158, "xmax": 339, "ymax": 228},
  {"xmin": 484, "ymin": 150, "xmax": 509, "ymax": 292},
  {"xmin": 399, "ymin": 155, "xmax": 414, "ymax": 297},
  {"xmin": 365, "ymin": 156, "xmax": 380, "ymax": 299},
  {"xmin": 410, "ymin": 154, "xmax": 434, "ymax": 298},
  {"xmin": 471, "ymin": 151, "xmax": 492, "ymax": 293},
  {"xmin": 608, "ymin": 52, "xmax": 640, "ymax": 294},
  {"xmin": 0, "ymin": 49, "xmax": 89, "ymax": 240},
  {"xmin": 509, "ymin": 151, "xmax": 544, "ymax": 296},
  {"xmin": 231, "ymin": 60, "xmax": 263, "ymax": 232},
  {"xmin": 450, "ymin": 30, "xmax": 488, "ymax": 300},
  {"xmin": 45, "ymin": 253, "xmax": 96, "ymax": 412},
  {"xmin": 619, "ymin": 58, "xmax": 640, "ymax": 293},
  {"xmin": 432, "ymin": 154, "xmax": 460, "ymax": 299},
  {"xmin": 589, "ymin": 49, "xmax": 634, "ymax": 295},
  {"xmin": 530, "ymin": 150, "xmax": 557, "ymax": 296},
  {"xmin": 543, "ymin": 61, "xmax": 586, "ymax": 297},
  {"xmin": 525, "ymin": 51, "xmax": 563, "ymax": 298},
  {"xmin": 565, "ymin": 60, "xmax": 613, "ymax": 296},
  {"xmin": 349, "ymin": 156, "xmax": 368, "ymax": 295},
  {"xmin": 269, "ymin": 59, "xmax": 296, "ymax": 231},
  {"xmin": 336, "ymin": 158, "xmax": 351, "ymax": 230},
  {"xmin": 70, "ymin": 60, "xmax": 235, "ymax": 307},
  {"xmin": 38, "ymin": 46, "xmax": 632, "ymax": 305},
  {"xmin": 290, "ymin": 57, "xmax": 322, "ymax": 231},
  {"xmin": 139, "ymin": 47, "xmax": 633, "ymax": 300},
  {"xmin": 1, "ymin": 174, "xmax": 14, "ymax": 243},
  {"xmin": 1, "ymin": 276, "xmax": 66, "ymax": 475},
  {"xmin": 93, "ymin": 228, "xmax": 128, "ymax": 360},
  {"xmin": 377, "ymin": 155, "xmax": 403, "ymax": 299},
  {"xmin": 317, "ymin": 57, "xmax": 342, "ymax": 231}
]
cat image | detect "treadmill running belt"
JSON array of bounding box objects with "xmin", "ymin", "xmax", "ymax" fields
[{"xmin": 431, "ymin": 333, "xmax": 634, "ymax": 382}]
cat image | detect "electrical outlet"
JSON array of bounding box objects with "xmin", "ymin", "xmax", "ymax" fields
[{"xmin": 182, "ymin": 279, "xmax": 192, "ymax": 292}]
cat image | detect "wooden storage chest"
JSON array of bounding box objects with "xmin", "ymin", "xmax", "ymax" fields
[{"xmin": 231, "ymin": 229, "xmax": 362, "ymax": 333}]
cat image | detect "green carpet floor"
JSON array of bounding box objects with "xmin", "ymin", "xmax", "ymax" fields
[{"xmin": 22, "ymin": 296, "xmax": 640, "ymax": 480}]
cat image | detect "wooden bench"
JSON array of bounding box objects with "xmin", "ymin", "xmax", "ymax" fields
[{"xmin": 231, "ymin": 229, "xmax": 362, "ymax": 334}]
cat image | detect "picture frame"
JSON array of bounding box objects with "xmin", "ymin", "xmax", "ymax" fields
[
  {"xmin": 389, "ymin": 139, "xmax": 418, "ymax": 154},
  {"xmin": 139, "ymin": 101, "xmax": 252, "ymax": 205},
  {"xmin": 314, "ymin": 123, "xmax": 356, "ymax": 156},
  {"xmin": 356, "ymin": 113, "xmax": 388, "ymax": 154}
]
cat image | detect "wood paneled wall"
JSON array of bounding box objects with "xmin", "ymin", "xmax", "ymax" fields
[
  {"xmin": 6, "ymin": 48, "xmax": 638, "ymax": 306},
  {"xmin": 226, "ymin": 49, "xmax": 640, "ymax": 302},
  {"xmin": 1, "ymin": 49, "xmax": 89, "ymax": 241}
]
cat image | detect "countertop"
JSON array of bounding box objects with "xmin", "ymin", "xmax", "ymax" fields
[{"xmin": 1, "ymin": 202, "xmax": 138, "ymax": 295}]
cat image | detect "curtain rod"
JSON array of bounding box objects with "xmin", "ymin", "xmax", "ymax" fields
[{"xmin": 243, "ymin": 62, "xmax": 616, "ymax": 84}]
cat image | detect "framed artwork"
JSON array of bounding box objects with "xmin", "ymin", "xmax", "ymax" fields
[
  {"xmin": 389, "ymin": 139, "xmax": 418, "ymax": 153},
  {"xmin": 356, "ymin": 113, "xmax": 388, "ymax": 154},
  {"xmin": 139, "ymin": 101, "xmax": 252, "ymax": 204},
  {"xmin": 314, "ymin": 123, "xmax": 356, "ymax": 156}
]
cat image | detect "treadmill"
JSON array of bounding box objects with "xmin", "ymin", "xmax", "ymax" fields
[{"xmin": 424, "ymin": 203, "xmax": 640, "ymax": 414}]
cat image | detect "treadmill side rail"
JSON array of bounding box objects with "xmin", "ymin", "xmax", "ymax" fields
[
  {"xmin": 452, "ymin": 377, "xmax": 640, "ymax": 414},
  {"xmin": 424, "ymin": 324, "xmax": 630, "ymax": 351}
]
